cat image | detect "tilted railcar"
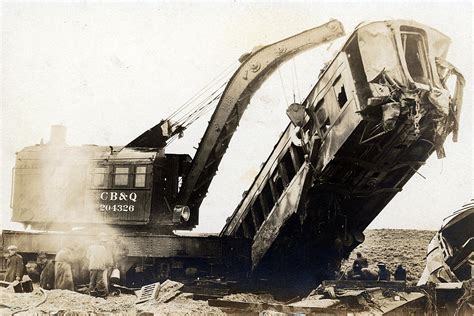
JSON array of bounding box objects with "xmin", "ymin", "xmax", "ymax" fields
[{"xmin": 221, "ymin": 20, "xmax": 465, "ymax": 292}]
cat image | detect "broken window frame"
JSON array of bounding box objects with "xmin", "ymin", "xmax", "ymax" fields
[
  {"xmin": 333, "ymin": 75, "xmax": 349, "ymax": 109},
  {"xmin": 399, "ymin": 28, "xmax": 432, "ymax": 85}
]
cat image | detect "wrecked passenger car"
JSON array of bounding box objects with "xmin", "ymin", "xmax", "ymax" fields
[{"xmin": 418, "ymin": 201, "xmax": 473, "ymax": 285}]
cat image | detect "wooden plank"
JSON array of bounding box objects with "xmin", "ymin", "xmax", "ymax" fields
[
  {"xmin": 156, "ymin": 280, "xmax": 184, "ymax": 303},
  {"xmin": 208, "ymin": 299, "xmax": 360, "ymax": 315},
  {"xmin": 322, "ymin": 279, "xmax": 407, "ymax": 290}
]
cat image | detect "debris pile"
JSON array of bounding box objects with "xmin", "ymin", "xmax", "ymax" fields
[
  {"xmin": 136, "ymin": 280, "xmax": 225, "ymax": 315},
  {"xmin": 0, "ymin": 288, "xmax": 136, "ymax": 314},
  {"xmin": 208, "ymin": 281, "xmax": 426, "ymax": 314},
  {"xmin": 138, "ymin": 293, "xmax": 225, "ymax": 316},
  {"xmin": 222, "ymin": 292, "xmax": 279, "ymax": 304},
  {"xmin": 0, "ymin": 280, "xmax": 225, "ymax": 315}
]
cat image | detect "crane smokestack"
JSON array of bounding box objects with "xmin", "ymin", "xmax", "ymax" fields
[{"xmin": 49, "ymin": 125, "xmax": 67, "ymax": 146}]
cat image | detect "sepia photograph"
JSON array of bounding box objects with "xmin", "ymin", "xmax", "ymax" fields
[{"xmin": 1, "ymin": 0, "xmax": 472, "ymax": 314}]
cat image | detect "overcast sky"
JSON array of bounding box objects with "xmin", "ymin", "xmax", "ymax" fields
[{"xmin": 1, "ymin": 1, "xmax": 472, "ymax": 232}]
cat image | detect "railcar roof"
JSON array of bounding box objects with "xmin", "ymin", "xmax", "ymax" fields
[{"xmin": 16, "ymin": 144, "xmax": 160, "ymax": 162}]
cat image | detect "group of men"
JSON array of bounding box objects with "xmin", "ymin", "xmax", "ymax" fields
[
  {"xmin": 351, "ymin": 252, "xmax": 407, "ymax": 281},
  {"xmin": 4, "ymin": 233, "xmax": 125, "ymax": 297}
]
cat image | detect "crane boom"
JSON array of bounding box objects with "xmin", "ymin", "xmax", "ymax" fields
[{"xmin": 178, "ymin": 20, "xmax": 345, "ymax": 223}]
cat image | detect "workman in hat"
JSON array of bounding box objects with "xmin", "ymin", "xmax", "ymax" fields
[
  {"xmin": 377, "ymin": 262, "xmax": 391, "ymax": 281},
  {"xmin": 26, "ymin": 251, "xmax": 49, "ymax": 282},
  {"xmin": 87, "ymin": 232, "xmax": 114, "ymax": 297},
  {"xmin": 4, "ymin": 245, "xmax": 25, "ymax": 282},
  {"xmin": 36, "ymin": 251, "xmax": 49, "ymax": 272}
]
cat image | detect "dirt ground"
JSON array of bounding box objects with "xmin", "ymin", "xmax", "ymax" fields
[
  {"xmin": 0, "ymin": 288, "xmax": 225, "ymax": 315},
  {"xmin": 0, "ymin": 229, "xmax": 435, "ymax": 315}
]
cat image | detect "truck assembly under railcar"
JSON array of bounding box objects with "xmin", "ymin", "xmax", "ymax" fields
[{"xmin": 3, "ymin": 19, "xmax": 465, "ymax": 294}]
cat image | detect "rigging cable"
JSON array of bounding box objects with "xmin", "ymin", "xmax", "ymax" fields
[
  {"xmin": 166, "ymin": 62, "xmax": 239, "ymax": 122},
  {"xmin": 174, "ymin": 81, "xmax": 227, "ymax": 127},
  {"xmin": 292, "ymin": 57, "xmax": 301, "ymax": 102},
  {"xmin": 278, "ymin": 68, "xmax": 289, "ymax": 106}
]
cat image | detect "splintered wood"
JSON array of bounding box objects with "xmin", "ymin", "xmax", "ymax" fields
[
  {"xmin": 135, "ymin": 282, "xmax": 160, "ymax": 304},
  {"xmin": 135, "ymin": 280, "xmax": 184, "ymax": 305},
  {"xmin": 156, "ymin": 280, "xmax": 184, "ymax": 303}
]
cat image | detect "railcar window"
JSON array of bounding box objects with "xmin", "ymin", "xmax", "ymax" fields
[
  {"xmin": 314, "ymin": 98, "xmax": 331, "ymax": 134},
  {"xmin": 315, "ymin": 98, "xmax": 325, "ymax": 112},
  {"xmin": 333, "ymin": 75, "xmax": 348, "ymax": 108},
  {"xmin": 262, "ymin": 183, "xmax": 275, "ymax": 210},
  {"xmin": 316, "ymin": 108, "xmax": 330, "ymax": 134},
  {"xmin": 114, "ymin": 167, "xmax": 129, "ymax": 186},
  {"xmin": 93, "ymin": 167, "xmax": 108, "ymax": 187},
  {"xmin": 272, "ymin": 170, "xmax": 284, "ymax": 196},
  {"xmin": 401, "ymin": 31, "xmax": 430, "ymax": 84},
  {"xmin": 135, "ymin": 166, "xmax": 147, "ymax": 188},
  {"xmin": 282, "ymin": 150, "xmax": 296, "ymax": 181}
]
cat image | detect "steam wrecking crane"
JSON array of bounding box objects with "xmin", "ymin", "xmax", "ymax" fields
[
  {"xmin": 4, "ymin": 21, "xmax": 345, "ymax": 286},
  {"xmin": 3, "ymin": 20, "xmax": 464, "ymax": 293}
]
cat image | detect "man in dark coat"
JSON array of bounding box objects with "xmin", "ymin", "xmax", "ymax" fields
[
  {"xmin": 25, "ymin": 261, "xmax": 41, "ymax": 282},
  {"xmin": 394, "ymin": 264, "xmax": 407, "ymax": 281},
  {"xmin": 54, "ymin": 246, "xmax": 75, "ymax": 290},
  {"xmin": 377, "ymin": 262, "xmax": 391, "ymax": 281},
  {"xmin": 40, "ymin": 259, "xmax": 55, "ymax": 290},
  {"xmin": 36, "ymin": 252, "xmax": 49, "ymax": 272},
  {"xmin": 25, "ymin": 251, "xmax": 49, "ymax": 283},
  {"xmin": 352, "ymin": 252, "xmax": 369, "ymax": 277},
  {"xmin": 4, "ymin": 245, "xmax": 25, "ymax": 283}
]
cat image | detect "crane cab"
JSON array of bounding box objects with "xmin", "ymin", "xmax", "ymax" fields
[{"xmin": 11, "ymin": 131, "xmax": 193, "ymax": 231}]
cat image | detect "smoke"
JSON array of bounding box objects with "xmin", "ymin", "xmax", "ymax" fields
[{"xmin": 11, "ymin": 127, "xmax": 106, "ymax": 231}]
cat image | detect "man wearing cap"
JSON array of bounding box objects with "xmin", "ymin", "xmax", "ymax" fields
[
  {"xmin": 26, "ymin": 251, "xmax": 49, "ymax": 282},
  {"xmin": 87, "ymin": 233, "xmax": 114, "ymax": 297},
  {"xmin": 377, "ymin": 262, "xmax": 391, "ymax": 281},
  {"xmin": 4, "ymin": 245, "xmax": 25, "ymax": 283},
  {"xmin": 36, "ymin": 251, "xmax": 49, "ymax": 272}
]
